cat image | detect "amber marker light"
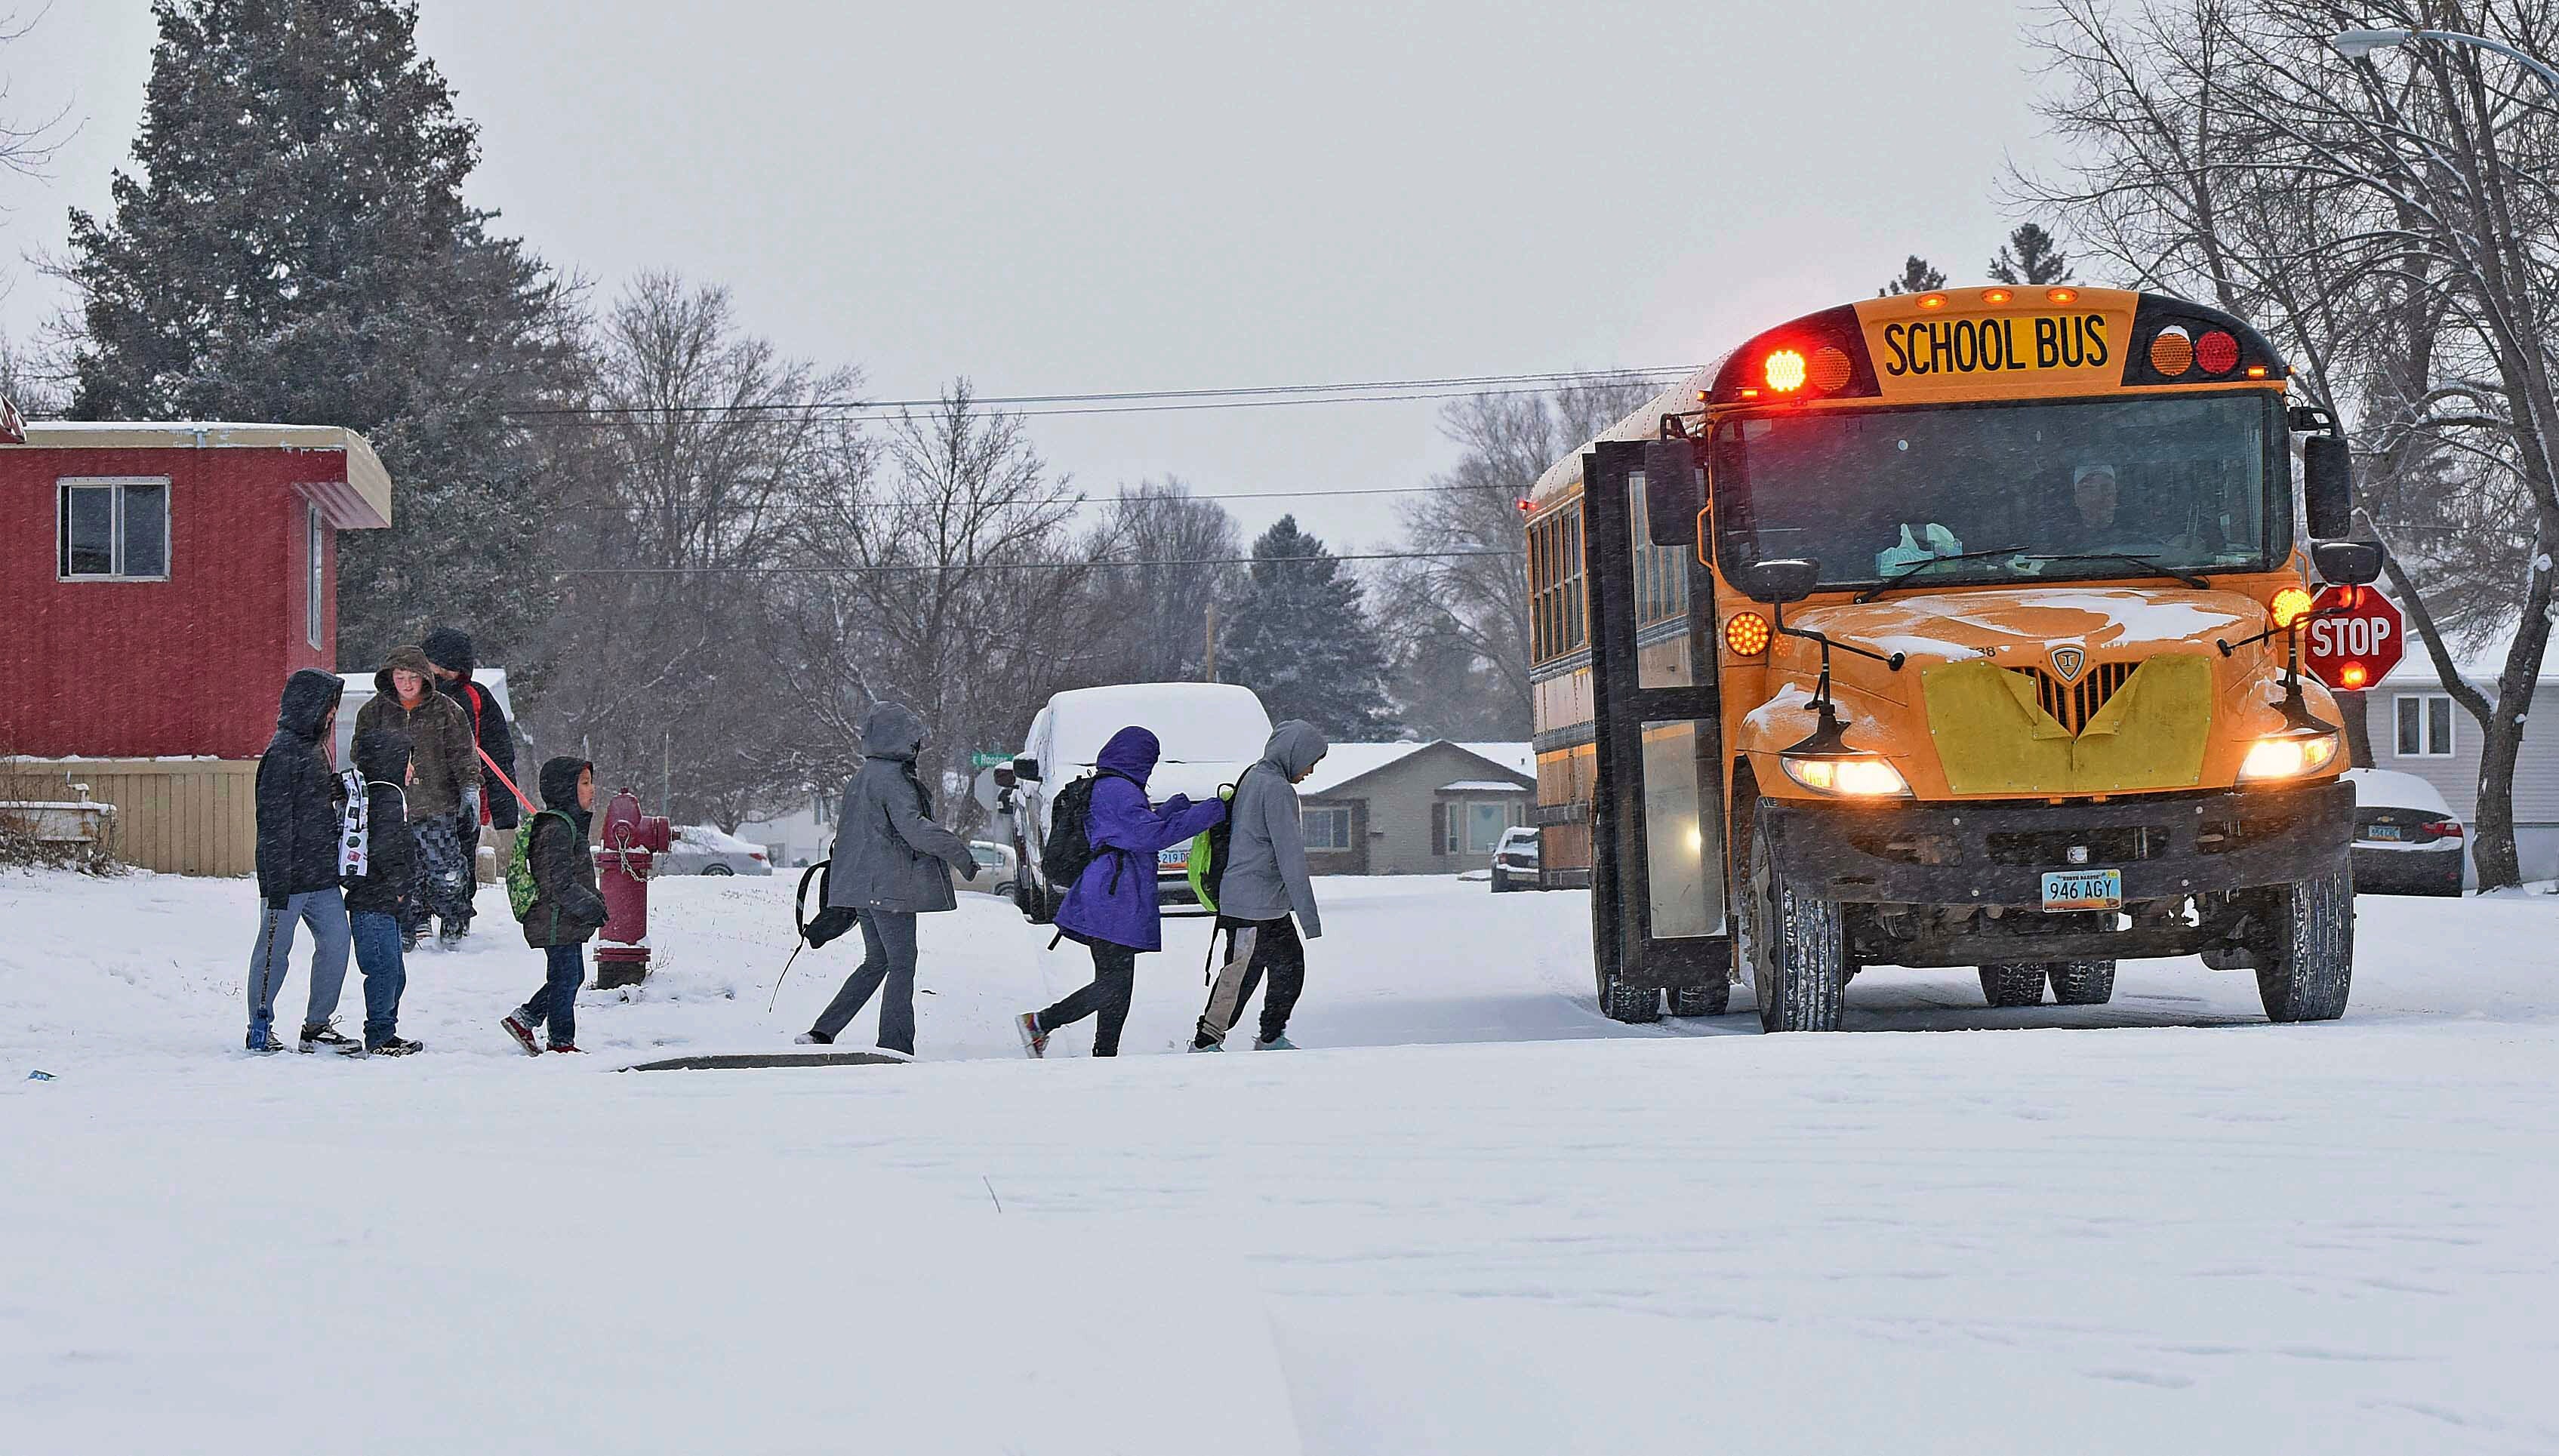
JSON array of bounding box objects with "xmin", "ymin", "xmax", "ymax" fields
[
  {"xmin": 2046, "ymin": 288, "xmax": 2078, "ymax": 304},
  {"xmin": 1763, "ymin": 349, "xmax": 1809, "ymax": 392},
  {"xmin": 1982, "ymin": 288, "xmax": 2012, "ymax": 305},
  {"xmin": 2271, "ymin": 586, "xmax": 2314, "ymax": 628},
  {"xmin": 2246, "ymin": 365, "xmax": 2270, "ymax": 378},
  {"xmin": 1808, "ymin": 346, "xmax": 1853, "ymax": 393},
  {"xmin": 2150, "ymin": 326, "xmax": 2194, "ymax": 377},
  {"xmin": 1724, "ymin": 611, "xmax": 1772, "ymax": 657},
  {"xmin": 1917, "ymin": 293, "xmax": 1948, "ymax": 309}
]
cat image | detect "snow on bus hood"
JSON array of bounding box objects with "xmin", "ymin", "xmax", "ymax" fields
[{"xmin": 1791, "ymin": 586, "xmax": 2264, "ymax": 666}]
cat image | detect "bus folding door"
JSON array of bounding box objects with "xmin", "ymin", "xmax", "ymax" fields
[{"xmin": 1580, "ymin": 439, "xmax": 1732, "ymax": 1010}]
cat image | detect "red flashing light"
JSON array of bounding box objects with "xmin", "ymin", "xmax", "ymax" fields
[
  {"xmin": 2339, "ymin": 662, "xmax": 2369, "ymax": 688},
  {"xmin": 1764, "ymin": 349, "xmax": 1809, "ymax": 392},
  {"xmin": 2197, "ymin": 329, "xmax": 2241, "ymax": 374},
  {"xmin": 1516, "ymin": 497, "xmax": 1533, "ymax": 514}
]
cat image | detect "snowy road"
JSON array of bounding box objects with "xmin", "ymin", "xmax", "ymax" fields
[{"xmin": 5, "ymin": 870, "xmax": 2557, "ymax": 1452}]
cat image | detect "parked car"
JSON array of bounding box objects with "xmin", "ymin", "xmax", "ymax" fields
[
  {"xmin": 953, "ymin": 839, "xmax": 1018, "ymax": 897},
  {"xmin": 1002, "ymin": 682, "xmax": 1274, "ymax": 923},
  {"xmin": 659, "ymin": 823, "xmax": 773, "ymax": 877},
  {"xmin": 1489, "ymin": 826, "xmax": 1541, "ymax": 892},
  {"xmin": 2343, "ymin": 768, "xmax": 2465, "ymax": 897}
]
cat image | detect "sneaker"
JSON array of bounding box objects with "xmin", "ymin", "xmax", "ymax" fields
[
  {"xmin": 1189, "ymin": 1040, "xmax": 1224, "ymax": 1053},
  {"xmin": 796, "ymin": 1030, "xmax": 834, "ymax": 1046},
  {"xmin": 300, "ymin": 1021, "xmax": 359, "ymax": 1053},
  {"xmin": 366, "ymin": 1036, "xmax": 424, "ymax": 1057},
  {"xmin": 1252, "ymin": 1035, "xmax": 1298, "ymax": 1051},
  {"xmin": 547, "ymin": 1042, "xmax": 584, "ymax": 1054},
  {"xmin": 1015, "ymin": 1012, "xmax": 1047, "ymax": 1060},
  {"xmin": 500, "ymin": 1013, "xmax": 542, "ymax": 1057},
  {"xmin": 245, "ymin": 1030, "xmax": 287, "ymax": 1054}
]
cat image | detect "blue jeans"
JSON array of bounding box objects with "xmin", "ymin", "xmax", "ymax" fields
[
  {"xmin": 519, "ymin": 943, "xmax": 585, "ymax": 1048},
  {"xmin": 808, "ymin": 910, "xmax": 919, "ymax": 1054},
  {"xmin": 347, "ymin": 910, "xmax": 409, "ymax": 1048},
  {"xmin": 245, "ymin": 890, "xmax": 350, "ymax": 1044}
]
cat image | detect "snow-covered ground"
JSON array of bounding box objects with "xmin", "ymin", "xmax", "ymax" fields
[{"xmin": 6, "ymin": 869, "xmax": 2557, "ymax": 1452}]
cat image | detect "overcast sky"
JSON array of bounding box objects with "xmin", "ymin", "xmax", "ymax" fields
[{"xmin": 0, "ymin": 1, "xmax": 2064, "ymax": 549}]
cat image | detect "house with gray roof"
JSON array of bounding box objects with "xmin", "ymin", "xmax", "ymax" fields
[{"xmin": 1296, "ymin": 741, "xmax": 1535, "ymax": 876}]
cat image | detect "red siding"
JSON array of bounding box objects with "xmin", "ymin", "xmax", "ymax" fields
[{"xmin": 1, "ymin": 445, "xmax": 350, "ymax": 759}]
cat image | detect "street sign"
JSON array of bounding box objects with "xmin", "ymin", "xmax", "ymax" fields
[
  {"xmin": 2302, "ymin": 583, "xmax": 2404, "ymax": 691},
  {"xmin": 968, "ymin": 751, "xmax": 1014, "ymax": 770}
]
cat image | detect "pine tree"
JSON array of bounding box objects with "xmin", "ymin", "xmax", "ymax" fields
[
  {"xmin": 1878, "ymin": 256, "xmax": 1949, "ymax": 296},
  {"xmin": 64, "ymin": 0, "xmax": 581, "ymax": 670},
  {"xmin": 1220, "ymin": 516, "xmax": 1397, "ymax": 740},
  {"xmin": 1988, "ymin": 223, "xmax": 2073, "ymax": 287}
]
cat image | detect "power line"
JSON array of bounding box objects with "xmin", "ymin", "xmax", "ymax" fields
[
  {"xmin": 545, "ymin": 479, "xmax": 1507, "ymax": 515},
  {"xmin": 503, "ymin": 368, "xmax": 1701, "ymax": 423},
  {"xmin": 552, "ymin": 548, "xmax": 1523, "ymax": 578}
]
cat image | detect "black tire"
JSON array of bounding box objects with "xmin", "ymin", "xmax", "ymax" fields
[
  {"xmin": 1020, "ymin": 879, "xmax": 1058, "ymax": 925},
  {"xmin": 1739, "ymin": 804, "xmax": 1846, "ymax": 1033},
  {"xmin": 1667, "ymin": 983, "xmax": 1731, "ymax": 1017},
  {"xmin": 2255, "ymin": 867, "xmax": 2354, "ymax": 1023},
  {"xmin": 2046, "ymin": 959, "xmax": 2117, "ymax": 1006},
  {"xmin": 702, "ymin": 863, "xmax": 735, "ymax": 877},
  {"xmin": 1490, "ymin": 870, "xmax": 1514, "ymax": 894},
  {"xmin": 1600, "ymin": 977, "xmax": 1661, "ymax": 1023},
  {"xmin": 1979, "ymin": 965, "xmax": 2047, "ymax": 1008}
]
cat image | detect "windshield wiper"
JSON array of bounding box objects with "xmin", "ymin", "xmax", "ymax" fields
[
  {"xmin": 1853, "ymin": 546, "xmax": 2026, "ymax": 602},
  {"xmin": 2022, "ymin": 553, "xmax": 2209, "ymax": 589}
]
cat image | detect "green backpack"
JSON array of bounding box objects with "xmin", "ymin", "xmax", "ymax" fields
[
  {"xmin": 507, "ymin": 809, "xmax": 575, "ymax": 921},
  {"xmin": 1184, "ymin": 770, "xmax": 1254, "ymax": 915}
]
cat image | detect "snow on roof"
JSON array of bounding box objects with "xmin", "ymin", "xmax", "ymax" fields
[
  {"xmin": 1439, "ymin": 779, "xmax": 1532, "ymax": 793},
  {"xmin": 1299, "ymin": 741, "xmax": 1532, "ymax": 799},
  {"xmin": 1526, "ymin": 368, "xmax": 1717, "ymax": 509},
  {"xmin": 15, "ymin": 421, "xmax": 392, "ymax": 528},
  {"xmin": 2379, "ymin": 623, "xmax": 2554, "ymax": 686},
  {"xmin": 1042, "ymin": 682, "xmax": 1273, "ymax": 770}
]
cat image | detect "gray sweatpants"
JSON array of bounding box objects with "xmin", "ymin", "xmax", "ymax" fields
[
  {"xmin": 246, "ymin": 889, "xmax": 352, "ymax": 1042},
  {"xmin": 809, "ymin": 910, "xmax": 920, "ymax": 1054}
]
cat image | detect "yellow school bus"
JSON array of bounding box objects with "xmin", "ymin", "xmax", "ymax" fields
[{"xmin": 1526, "ymin": 286, "xmax": 2376, "ymax": 1030}]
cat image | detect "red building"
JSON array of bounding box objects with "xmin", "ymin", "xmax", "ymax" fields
[{"xmin": 0, "ymin": 422, "xmax": 391, "ymax": 873}]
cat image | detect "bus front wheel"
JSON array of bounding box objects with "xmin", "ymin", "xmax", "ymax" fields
[
  {"xmin": 2254, "ymin": 868, "xmax": 2353, "ymax": 1023},
  {"xmin": 1741, "ymin": 803, "xmax": 1846, "ymax": 1033}
]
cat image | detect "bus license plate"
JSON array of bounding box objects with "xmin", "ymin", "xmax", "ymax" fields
[
  {"xmin": 1157, "ymin": 845, "xmax": 1187, "ymax": 870},
  {"xmin": 2040, "ymin": 869, "xmax": 2121, "ymax": 911}
]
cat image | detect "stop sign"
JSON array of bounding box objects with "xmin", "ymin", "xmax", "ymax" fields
[{"xmin": 2301, "ymin": 583, "xmax": 2404, "ymax": 691}]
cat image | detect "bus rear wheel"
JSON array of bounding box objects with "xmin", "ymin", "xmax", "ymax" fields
[
  {"xmin": 2254, "ymin": 867, "xmax": 2353, "ymax": 1023},
  {"xmin": 1668, "ymin": 983, "xmax": 1730, "ymax": 1017},
  {"xmin": 1741, "ymin": 805, "xmax": 1846, "ymax": 1033},
  {"xmin": 2046, "ymin": 960, "xmax": 2117, "ymax": 1006}
]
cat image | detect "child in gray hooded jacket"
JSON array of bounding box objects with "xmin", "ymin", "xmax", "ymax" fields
[{"xmin": 1191, "ymin": 720, "xmax": 1327, "ymax": 1051}]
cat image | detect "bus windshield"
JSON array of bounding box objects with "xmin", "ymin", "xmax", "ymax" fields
[{"xmin": 1709, "ymin": 392, "xmax": 2285, "ymax": 593}]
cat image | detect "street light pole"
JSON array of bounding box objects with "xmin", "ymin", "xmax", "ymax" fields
[{"xmin": 2333, "ymin": 26, "xmax": 2559, "ymax": 100}]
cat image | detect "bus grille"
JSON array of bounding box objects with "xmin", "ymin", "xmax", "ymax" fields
[{"xmin": 2016, "ymin": 660, "xmax": 2139, "ymax": 736}]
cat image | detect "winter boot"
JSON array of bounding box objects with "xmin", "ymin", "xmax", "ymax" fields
[
  {"xmin": 1252, "ymin": 1035, "xmax": 1298, "ymax": 1051},
  {"xmin": 1015, "ymin": 1012, "xmax": 1047, "ymax": 1060},
  {"xmin": 547, "ymin": 1042, "xmax": 584, "ymax": 1054},
  {"xmin": 796, "ymin": 1030, "xmax": 834, "ymax": 1046},
  {"xmin": 300, "ymin": 1021, "xmax": 359, "ymax": 1054},
  {"xmin": 366, "ymin": 1036, "xmax": 424, "ymax": 1057},
  {"xmin": 500, "ymin": 1013, "xmax": 543, "ymax": 1057}
]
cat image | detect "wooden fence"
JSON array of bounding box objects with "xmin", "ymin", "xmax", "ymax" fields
[{"xmin": 5, "ymin": 758, "xmax": 260, "ymax": 876}]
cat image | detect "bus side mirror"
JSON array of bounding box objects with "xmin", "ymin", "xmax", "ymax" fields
[
  {"xmin": 1641, "ymin": 439, "xmax": 1702, "ymax": 547},
  {"xmin": 1012, "ymin": 756, "xmax": 1042, "ymax": 783},
  {"xmin": 1741, "ymin": 558, "xmax": 1820, "ymax": 605},
  {"xmin": 2313, "ymin": 540, "xmax": 2384, "ymax": 586},
  {"xmin": 2303, "ymin": 436, "xmax": 2354, "ymax": 540}
]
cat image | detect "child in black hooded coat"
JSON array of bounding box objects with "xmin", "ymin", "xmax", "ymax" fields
[{"xmin": 342, "ymin": 727, "xmax": 423, "ymax": 1054}]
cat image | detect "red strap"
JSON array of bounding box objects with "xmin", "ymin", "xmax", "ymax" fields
[{"xmin": 477, "ymin": 745, "xmax": 535, "ymax": 814}]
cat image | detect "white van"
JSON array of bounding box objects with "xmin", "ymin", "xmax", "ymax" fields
[{"xmin": 1004, "ymin": 682, "xmax": 1273, "ymax": 922}]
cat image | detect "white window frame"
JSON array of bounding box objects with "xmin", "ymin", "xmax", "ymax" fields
[
  {"xmin": 1464, "ymin": 801, "xmax": 1508, "ymax": 856},
  {"xmin": 2394, "ymin": 692, "xmax": 2456, "ymax": 759},
  {"xmin": 305, "ymin": 503, "xmax": 325, "ymax": 648},
  {"xmin": 56, "ymin": 476, "xmax": 173, "ymax": 582},
  {"xmin": 1302, "ymin": 805, "xmax": 1351, "ymax": 851}
]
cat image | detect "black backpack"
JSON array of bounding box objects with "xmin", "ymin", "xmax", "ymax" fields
[{"xmin": 1040, "ymin": 772, "xmax": 1108, "ymax": 889}]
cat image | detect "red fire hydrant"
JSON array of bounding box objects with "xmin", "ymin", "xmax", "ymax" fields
[{"xmin": 593, "ymin": 787, "xmax": 673, "ymax": 990}]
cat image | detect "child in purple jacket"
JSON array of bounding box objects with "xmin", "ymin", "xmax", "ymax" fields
[{"xmin": 1016, "ymin": 726, "xmax": 1226, "ymax": 1057}]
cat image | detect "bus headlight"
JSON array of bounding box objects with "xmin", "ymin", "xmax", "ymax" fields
[
  {"xmin": 2238, "ymin": 731, "xmax": 2340, "ymax": 782},
  {"xmin": 1781, "ymin": 754, "xmax": 1911, "ymax": 797}
]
